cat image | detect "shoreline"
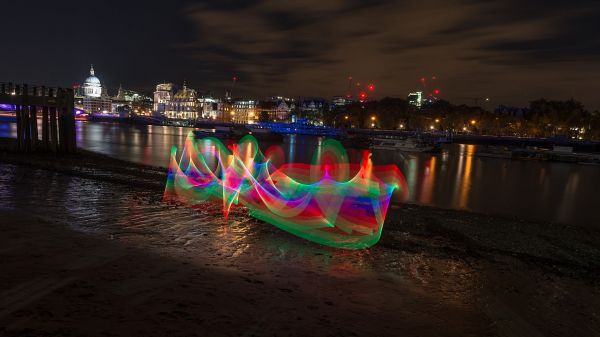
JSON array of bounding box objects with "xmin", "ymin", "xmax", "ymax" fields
[{"xmin": 0, "ymin": 137, "xmax": 595, "ymax": 231}]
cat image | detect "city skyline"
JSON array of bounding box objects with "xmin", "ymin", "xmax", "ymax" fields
[
  {"xmin": 68, "ymin": 64, "xmax": 597, "ymax": 112},
  {"xmin": 2, "ymin": 0, "xmax": 600, "ymax": 110}
]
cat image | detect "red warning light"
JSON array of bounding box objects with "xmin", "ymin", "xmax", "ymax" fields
[
  {"xmin": 433, "ymin": 89, "xmax": 440, "ymax": 95},
  {"xmin": 232, "ymin": 76, "xmax": 238, "ymax": 81},
  {"xmin": 359, "ymin": 92, "xmax": 367, "ymax": 101},
  {"xmin": 368, "ymin": 84, "xmax": 375, "ymax": 91}
]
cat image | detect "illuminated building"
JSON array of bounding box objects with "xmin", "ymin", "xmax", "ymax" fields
[
  {"xmin": 299, "ymin": 98, "xmax": 325, "ymax": 114},
  {"xmin": 220, "ymin": 100, "xmax": 233, "ymax": 122},
  {"xmin": 112, "ymin": 85, "xmax": 153, "ymax": 116},
  {"xmin": 274, "ymin": 100, "xmax": 291, "ymax": 120},
  {"xmin": 83, "ymin": 95, "xmax": 112, "ymax": 114},
  {"xmin": 166, "ymin": 83, "xmax": 199, "ymax": 120},
  {"xmin": 298, "ymin": 98, "xmax": 327, "ymax": 125},
  {"xmin": 153, "ymin": 83, "xmax": 177, "ymax": 116},
  {"xmin": 115, "ymin": 85, "xmax": 151, "ymax": 104},
  {"xmin": 83, "ymin": 65, "xmax": 102, "ymax": 98},
  {"xmin": 198, "ymin": 95, "xmax": 220, "ymax": 120},
  {"xmin": 407, "ymin": 91, "xmax": 423, "ymax": 108},
  {"xmin": 232, "ymin": 99, "xmax": 258, "ymax": 124},
  {"xmin": 257, "ymin": 101, "xmax": 276, "ymax": 121},
  {"xmin": 332, "ymin": 95, "xmax": 350, "ymax": 106},
  {"xmin": 270, "ymin": 95, "xmax": 295, "ymax": 104},
  {"xmin": 258, "ymin": 99, "xmax": 291, "ymax": 121},
  {"xmin": 74, "ymin": 65, "xmax": 112, "ymax": 114}
]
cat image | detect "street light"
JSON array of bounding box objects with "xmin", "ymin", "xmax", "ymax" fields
[
  {"xmin": 344, "ymin": 115, "xmax": 349, "ymax": 120},
  {"xmin": 435, "ymin": 118, "xmax": 440, "ymax": 123},
  {"xmin": 470, "ymin": 119, "xmax": 476, "ymax": 125},
  {"xmin": 371, "ymin": 116, "xmax": 376, "ymax": 121}
]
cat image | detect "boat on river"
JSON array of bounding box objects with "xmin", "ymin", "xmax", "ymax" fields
[{"xmin": 261, "ymin": 118, "xmax": 341, "ymax": 137}]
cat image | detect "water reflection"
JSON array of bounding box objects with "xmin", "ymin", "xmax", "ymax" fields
[
  {"xmin": 420, "ymin": 156, "xmax": 436, "ymax": 204},
  {"xmin": 459, "ymin": 144, "xmax": 475, "ymax": 209},
  {"xmin": 1, "ymin": 121, "xmax": 598, "ymax": 228}
]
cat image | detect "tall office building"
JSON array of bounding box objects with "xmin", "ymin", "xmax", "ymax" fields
[{"xmin": 153, "ymin": 83, "xmax": 177, "ymax": 115}]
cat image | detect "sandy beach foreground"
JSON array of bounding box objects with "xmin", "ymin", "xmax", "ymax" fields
[{"xmin": 1, "ymin": 148, "xmax": 599, "ymax": 337}]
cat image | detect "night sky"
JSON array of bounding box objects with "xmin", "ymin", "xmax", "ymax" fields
[{"xmin": 2, "ymin": 0, "xmax": 600, "ymax": 109}]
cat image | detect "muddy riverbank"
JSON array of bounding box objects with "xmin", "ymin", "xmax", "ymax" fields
[{"xmin": 1, "ymin": 147, "xmax": 599, "ymax": 336}]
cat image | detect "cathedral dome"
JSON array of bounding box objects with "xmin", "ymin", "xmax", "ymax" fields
[
  {"xmin": 83, "ymin": 64, "xmax": 102, "ymax": 98},
  {"xmin": 85, "ymin": 75, "xmax": 100, "ymax": 85}
]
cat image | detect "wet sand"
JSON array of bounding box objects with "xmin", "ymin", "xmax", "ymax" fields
[{"xmin": 1, "ymin": 147, "xmax": 599, "ymax": 336}]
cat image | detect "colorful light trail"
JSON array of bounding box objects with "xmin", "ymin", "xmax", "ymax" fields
[{"xmin": 164, "ymin": 133, "xmax": 406, "ymax": 249}]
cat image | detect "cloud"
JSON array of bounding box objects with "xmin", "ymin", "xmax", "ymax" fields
[
  {"xmin": 173, "ymin": 0, "xmax": 599, "ymax": 108},
  {"xmin": 2, "ymin": 0, "xmax": 600, "ymax": 109}
]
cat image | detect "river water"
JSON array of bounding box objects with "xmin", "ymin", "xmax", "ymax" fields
[{"xmin": 1, "ymin": 121, "xmax": 598, "ymax": 228}]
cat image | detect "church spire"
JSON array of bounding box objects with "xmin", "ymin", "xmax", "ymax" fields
[{"xmin": 90, "ymin": 64, "xmax": 95, "ymax": 76}]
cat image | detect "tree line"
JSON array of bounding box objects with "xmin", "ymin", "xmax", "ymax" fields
[{"xmin": 295, "ymin": 97, "xmax": 600, "ymax": 140}]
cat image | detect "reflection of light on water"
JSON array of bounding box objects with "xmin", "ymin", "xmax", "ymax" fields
[
  {"xmin": 419, "ymin": 156, "xmax": 436, "ymax": 204},
  {"xmin": 406, "ymin": 159, "xmax": 417, "ymax": 201},
  {"xmin": 75, "ymin": 121, "xmax": 83, "ymax": 143},
  {"xmin": 313, "ymin": 138, "xmax": 323, "ymax": 165},
  {"xmin": 287, "ymin": 134, "xmax": 296, "ymax": 163},
  {"xmin": 132, "ymin": 128, "xmax": 140, "ymax": 145},
  {"xmin": 452, "ymin": 145, "xmax": 465, "ymax": 207},
  {"xmin": 7, "ymin": 119, "xmax": 591, "ymax": 227},
  {"xmin": 459, "ymin": 145, "xmax": 475, "ymax": 209},
  {"xmin": 451, "ymin": 144, "xmax": 474, "ymax": 209}
]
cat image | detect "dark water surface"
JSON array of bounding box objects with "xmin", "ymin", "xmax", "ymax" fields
[{"xmin": 1, "ymin": 121, "xmax": 598, "ymax": 228}]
